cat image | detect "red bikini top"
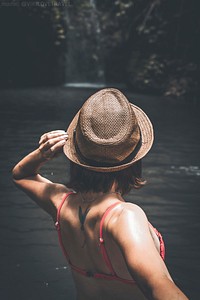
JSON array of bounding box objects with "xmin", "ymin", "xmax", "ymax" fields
[{"xmin": 55, "ymin": 192, "xmax": 165, "ymax": 284}]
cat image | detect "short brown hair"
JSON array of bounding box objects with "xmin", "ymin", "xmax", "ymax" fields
[{"xmin": 67, "ymin": 160, "xmax": 146, "ymax": 195}]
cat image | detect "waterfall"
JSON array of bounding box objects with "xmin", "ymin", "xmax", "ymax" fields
[{"xmin": 64, "ymin": 0, "xmax": 105, "ymax": 88}]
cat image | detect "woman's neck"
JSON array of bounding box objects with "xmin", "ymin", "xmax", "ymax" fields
[{"xmin": 79, "ymin": 190, "xmax": 122, "ymax": 204}]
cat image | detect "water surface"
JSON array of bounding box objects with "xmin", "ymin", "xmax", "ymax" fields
[{"xmin": 0, "ymin": 87, "xmax": 199, "ymax": 299}]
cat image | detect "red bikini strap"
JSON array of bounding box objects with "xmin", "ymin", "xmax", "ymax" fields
[
  {"xmin": 148, "ymin": 222, "xmax": 165, "ymax": 260},
  {"xmin": 99, "ymin": 202, "xmax": 121, "ymax": 275},
  {"xmin": 55, "ymin": 191, "xmax": 75, "ymax": 229},
  {"xmin": 55, "ymin": 191, "xmax": 75, "ymax": 261},
  {"xmin": 99, "ymin": 202, "xmax": 121, "ymax": 239}
]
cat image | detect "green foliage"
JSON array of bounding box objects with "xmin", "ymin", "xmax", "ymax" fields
[
  {"xmin": 2, "ymin": 0, "xmax": 198, "ymax": 95},
  {"xmin": 94, "ymin": 0, "xmax": 198, "ymax": 97},
  {"xmin": 16, "ymin": 0, "xmax": 68, "ymax": 47}
]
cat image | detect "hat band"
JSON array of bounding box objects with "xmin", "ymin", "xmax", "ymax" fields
[{"xmin": 73, "ymin": 130, "xmax": 142, "ymax": 168}]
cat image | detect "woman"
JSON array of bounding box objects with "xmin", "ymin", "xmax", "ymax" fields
[{"xmin": 12, "ymin": 88, "xmax": 188, "ymax": 300}]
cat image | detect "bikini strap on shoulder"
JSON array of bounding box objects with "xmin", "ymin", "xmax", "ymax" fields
[
  {"xmin": 55, "ymin": 191, "xmax": 75, "ymax": 230},
  {"xmin": 99, "ymin": 202, "xmax": 121, "ymax": 241},
  {"xmin": 99, "ymin": 202, "xmax": 121, "ymax": 275}
]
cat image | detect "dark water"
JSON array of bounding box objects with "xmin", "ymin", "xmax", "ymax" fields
[{"xmin": 0, "ymin": 87, "xmax": 199, "ymax": 300}]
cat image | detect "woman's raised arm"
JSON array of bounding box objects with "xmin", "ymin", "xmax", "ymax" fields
[{"xmin": 12, "ymin": 130, "xmax": 69, "ymax": 219}]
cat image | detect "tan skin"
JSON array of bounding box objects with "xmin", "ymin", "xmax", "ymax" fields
[{"xmin": 12, "ymin": 130, "xmax": 188, "ymax": 300}]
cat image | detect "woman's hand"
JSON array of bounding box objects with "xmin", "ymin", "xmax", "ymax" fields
[
  {"xmin": 12, "ymin": 130, "xmax": 69, "ymax": 218},
  {"xmin": 12, "ymin": 130, "xmax": 68, "ymax": 180},
  {"xmin": 39, "ymin": 130, "xmax": 68, "ymax": 161}
]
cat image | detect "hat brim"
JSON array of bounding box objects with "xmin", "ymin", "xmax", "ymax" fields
[{"xmin": 63, "ymin": 103, "xmax": 154, "ymax": 172}]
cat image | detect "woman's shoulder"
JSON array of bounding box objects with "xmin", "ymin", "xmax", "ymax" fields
[
  {"xmin": 106, "ymin": 201, "xmax": 149, "ymax": 240},
  {"xmin": 121, "ymin": 202, "xmax": 146, "ymax": 214},
  {"xmin": 114, "ymin": 201, "xmax": 148, "ymax": 223},
  {"xmin": 50, "ymin": 183, "xmax": 73, "ymax": 208}
]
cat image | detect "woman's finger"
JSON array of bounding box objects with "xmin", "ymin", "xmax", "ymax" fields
[
  {"xmin": 40, "ymin": 135, "xmax": 68, "ymax": 151},
  {"xmin": 50, "ymin": 139, "xmax": 66, "ymax": 153},
  {"xmin": 39, "ymin": 133, "xmax": 68, "ymax": 146},
  {"xmin": 39, "ymin": 130, "xmax": 67, "ymax": 145},
  {"xmin": 39, "ymin": 135, "xmax": 67, "ymax": 160},
  {"xmin": 39, "ymin": 139, "xmax": 66, "ymax": 160}
]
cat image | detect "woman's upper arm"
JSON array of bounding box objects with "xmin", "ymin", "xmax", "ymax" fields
[
  {"xmin": 13, "ymin": 174, "xmax": 69, "ymax": 219},
  {"xmin": 108, "ymin": 203, "xmax": 188, "ymax": 300}
]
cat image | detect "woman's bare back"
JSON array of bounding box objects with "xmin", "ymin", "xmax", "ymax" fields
[{"xmin": 57, "ymin": 192, "xmax": 160, "ymax": 299}]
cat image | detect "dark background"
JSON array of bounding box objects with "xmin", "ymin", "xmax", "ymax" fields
[
  {"xmin": 0, "ymin": 1, "xmax": 199, "ymax": 300},
  {"xmin": 0, "ymin": 0, "xmax": 199, "ymax": 98}
]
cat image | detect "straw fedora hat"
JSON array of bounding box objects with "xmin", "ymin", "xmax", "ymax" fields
[{"xmin": 63, "ymin": 88, "xmax": 154, "ymax": 172}]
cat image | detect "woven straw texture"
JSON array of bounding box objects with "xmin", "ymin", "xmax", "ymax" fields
[{"xmin": 63, "ymin": 88, "xmax": 154, "ymax": 172}]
